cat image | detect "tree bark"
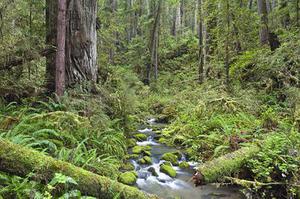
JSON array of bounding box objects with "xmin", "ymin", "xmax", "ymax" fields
[
  {"xmin": 55, "ymin": 0, "xmax": 67, "ymax": 96},
  {"xmin": 257, "ymin": 0, "xmax": 270, "ymax": 46},
  {"xmin": 0, "ymin": 139, "xmax": 158, "ymax": 199},
  {"xmin": 46, "ymin": 0, "xmax": 98, "ymax": 92},
  {"xmin": 198, "ymin": 0, "xmax": 204, "ymax": 83}
]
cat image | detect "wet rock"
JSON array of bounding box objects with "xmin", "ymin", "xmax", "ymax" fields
[
  {"xmin": 138, "ymin": 156, "xmax": 152, "ymax": 165},
  {"xmin": 161, "ymin": 152, "xmax": 179, "ymax": 166},
  {"xmin": 133, "ymin": 133, "xmax": 148, "ymax": 141},
  {"xmin": 148, "ymin": 167, "xmax": 158, "ymax": 177},
  {"xmin": 126, "ymin": 154, "xmax": 139, "ymax": 159},
  {"xmin": 179, "ymin": 161, "xmax": 190, "ymax": 169},
  {"xmin": 160, "ymin": 163, "xmax": 177, "ymax": 178},
  {"xmin": 118, "ymin": 171, "xmax": 138, "ymax": 185},
  {"xmin": 132, "ymin": 146, "xmax": 151, "ymax": 154}
]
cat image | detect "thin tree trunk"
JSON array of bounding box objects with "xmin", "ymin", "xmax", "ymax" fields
[
  {"xmin": 198, "ymin": 0, "xmax": 204, "ymax": 83},
  {"xmin": 225, "ymin": 0, "xmax": 230, "ymax": 87},
  {"xmin": 55, "ymin": 0, "xmax": 67, "ymax": 97},
  {"xmin": 257, "ymin": 0, "xmax": 270, "ymax": 46},
  {"xmin": 297, "ymin": 0, "xmax": 300, "ymax": 27},
  {"xmin": 148, "ymin": 0, "xmax": 162, "ymax": 82}
]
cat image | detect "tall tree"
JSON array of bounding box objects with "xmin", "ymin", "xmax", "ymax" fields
[
  {"xmin": 147, "ymin": 0, "xmax": 162, "ymax": 83},
  {"xmin": 198, "ymin": 0, "xmax": 204, "ymax": 83},
  {"xmin": 55, "ymin": 0, "xmax": 67, "ymax": 96},
  {"xmin": 257, "ymin": 0, "xmax": 270, "ymax": 46},
  {"xmin": 46, "ymin": 0, "xmax": 98, "ymax": 92}
]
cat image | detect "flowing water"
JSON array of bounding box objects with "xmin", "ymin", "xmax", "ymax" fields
[{"xmin": 131, "ymin": 119, "xmax": 245, "ymax": 199}]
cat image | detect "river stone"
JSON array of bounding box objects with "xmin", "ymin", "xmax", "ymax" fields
[
  {"xmin": 148, "ymin": 167, "xmax": 158, "ymax": 177},
  {"xmin": 179, "ymin": 161, "xmax": 190, "ymax": 169},
  {"xmin": 133, "ymin": 133, "xmax": 148, "ymax": 141},
  {"xmin": 160, "ymin": 163, "xmax": 176, "ymax": 178},
  {"xmin": 132, "ymin": 146, "xmax": 151, "ymax": 154},
  {"xmin": 118, "ymin": 171, "xmax": 138, "ymax": 185},
  {"xmin": 161, "ymin": 152, "xmax": 179, "ymax": 166},
  {"xmin": 138, "ymin": 156, "xmax": 152, "ymax": 165}
]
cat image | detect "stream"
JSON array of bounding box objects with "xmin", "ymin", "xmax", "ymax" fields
[{"xmin": 130, "ymin": 119, "xmax": 245, "ymax": 199}]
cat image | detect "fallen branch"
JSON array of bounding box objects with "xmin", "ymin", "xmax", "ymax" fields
[{"xmin": 0, "ymin": 139, "xmax": 158, "ymax": 199}]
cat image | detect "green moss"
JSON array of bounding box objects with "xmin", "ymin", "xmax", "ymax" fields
[
  {"xmin": 121, "ymin": 162, "xmax": 135, "ymax": 171},
  {"xmin": 160, "ymin": 163, "xmax": 176, "ymax": 178},
  {"xmin": 143, "ymin": 150, "xmax": 151, "ymax": 156},
  {"xmin": 161, "ymin": 152, "xmax": 179, "ymax": 166},
  {"xmin": 138, "ymin": 156, "xmax": 152, "ymax": 165},
  {"xmin": 127, "ymin": 138, "xmax": 137, "ymax": 148},
  {"xmin": 118, "ymin": 171, "xmax": 138, "ymax": 186},
  {"xmin": 132, "ymin": 146, "xmax": 151, "ymax": 154},
  {"xmin": 133, "ymin": 134, "xmax": 148, "ymax": 141},
  {"xmin": 179, "ymin": 161, "xmax": 189, "ymax": 169},
  {"xmin": 126, "ymin": 154, "xmax": 139, "ymax": 159},
  {"xmin": 158, "ymin": 138, "xmax": 167, "ymax": 144}
]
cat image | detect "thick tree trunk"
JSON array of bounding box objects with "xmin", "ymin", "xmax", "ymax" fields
[
  {"xmin": 257, "ymin": 0, "xmax": 270, "ymax": 46},
  {"xmin": 55, "ymin": 0, "xmax": 67, "ymax": 96},
  {"xmin": 0, "ymin": 139, "xmax": 157, "ymax": 199},
  {"xmin": 46, "ymin": 0, "xmax": 98, "ymax": 92}
]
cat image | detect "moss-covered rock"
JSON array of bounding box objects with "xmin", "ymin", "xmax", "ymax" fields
[
  {"xmin": 160, "ymin": 163, "xmax": 176, "ymax": 178},
  {"xmin": 179, "ymin": 161, "xmax": 189, "ymax": 169},
  {"xmin": 121, "ymin": 162, "xmax": 135, "ymax": 171},
  {"xmin": 127, "ymin": 138, "xmax": 137, "ymax": 148},
  {"xmin": 126, "ymin": 154, "xmax": 139, "ymax": 159},
  {"xmin": 133, "ymin": 134, "xmax": 148, "ymax": 141},
  {"xmin": 138, "ymin": 156, "xmax": 152, "ymax": 165},
  {"xmin": 142, "ymin": 150, "xmax": 151, "ymax": 156},
  {"xmin": 172, "ymin": 151, "xmax": 182, "ymax": 159},
  {"xmin": 161, "ymin": 152, "xmax": 179, "ymax": 166},
  {"xmin": 118, "ymin": 171, "xmax": 138, "ymax": 186},
  {"xmin": 132, "ymin": 146, "xmax": 151, "ymax": 154}
]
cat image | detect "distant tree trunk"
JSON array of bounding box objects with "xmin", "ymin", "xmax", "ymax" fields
[
  {"xmin": 198, "ymin": 0, "xmax": 204, "ymax": 83},
  {"xmin": 248, "ymin": 0, "xmax": 253, "ymax": 9},
  {"xmin": 46, "ymin": 0, "xmax": 98, "ymax": 92},
  {"xmin": 193, "ymin": 0, "xmax": 199, "ymax": 35},
  {"xmin": 55, "ymin": 0, "xmax": 67, "ymax": 96},
  {"xmin": 225, "ymin": 0, "xmax": 230, "ymax": 87},
  {"xmin": 109, "ymin": 0, "xmax": 117, "ymax": 64},
  {"xmin": 297, "ymin": 0, "xmax": 300, "ymax": 27},
  {"xmin": 147, "ymin": 0, "xmax": 162, "ymax": 83},
  {"xmin": 257, "ymin": 0, "xmax": 270, "ymax": 46},
  {"xmin": 172, "ymin": 4, "xmax": 181, "ymax": 36},
  {"xmin": 279, "ymin": 0, "xmax": 290, "ymax": 29}
]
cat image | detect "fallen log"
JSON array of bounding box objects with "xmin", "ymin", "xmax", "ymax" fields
[
  {"xmin": 194, "ymin": 145, "xmax": 260, "ymax": 185},
  {"xmin": 0, "ymin": 139, "xmax": 158, "ymax": 199}
]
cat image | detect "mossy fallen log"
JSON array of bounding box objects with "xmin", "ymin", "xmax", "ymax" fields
[
  {"xmin": 194, "ymin": 145, "xmax": 260, "ymax": 185},
  {"xmin": 0, "ymin": 139, "xmax": 158, "ymax": 199}
]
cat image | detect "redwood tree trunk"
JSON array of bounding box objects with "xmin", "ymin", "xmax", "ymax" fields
[
  {"xmin": 55, "ymin": 0, "xmax": 67, "ymax": 96},
  {"xmin": 46, "ymin": 0, "xmax": 98, "ymax": 92}
]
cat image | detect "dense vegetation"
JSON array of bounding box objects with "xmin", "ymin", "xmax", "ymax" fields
[{"xmin": 0, "ymin": 0, "xmax": 300, "ymax": 198}]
